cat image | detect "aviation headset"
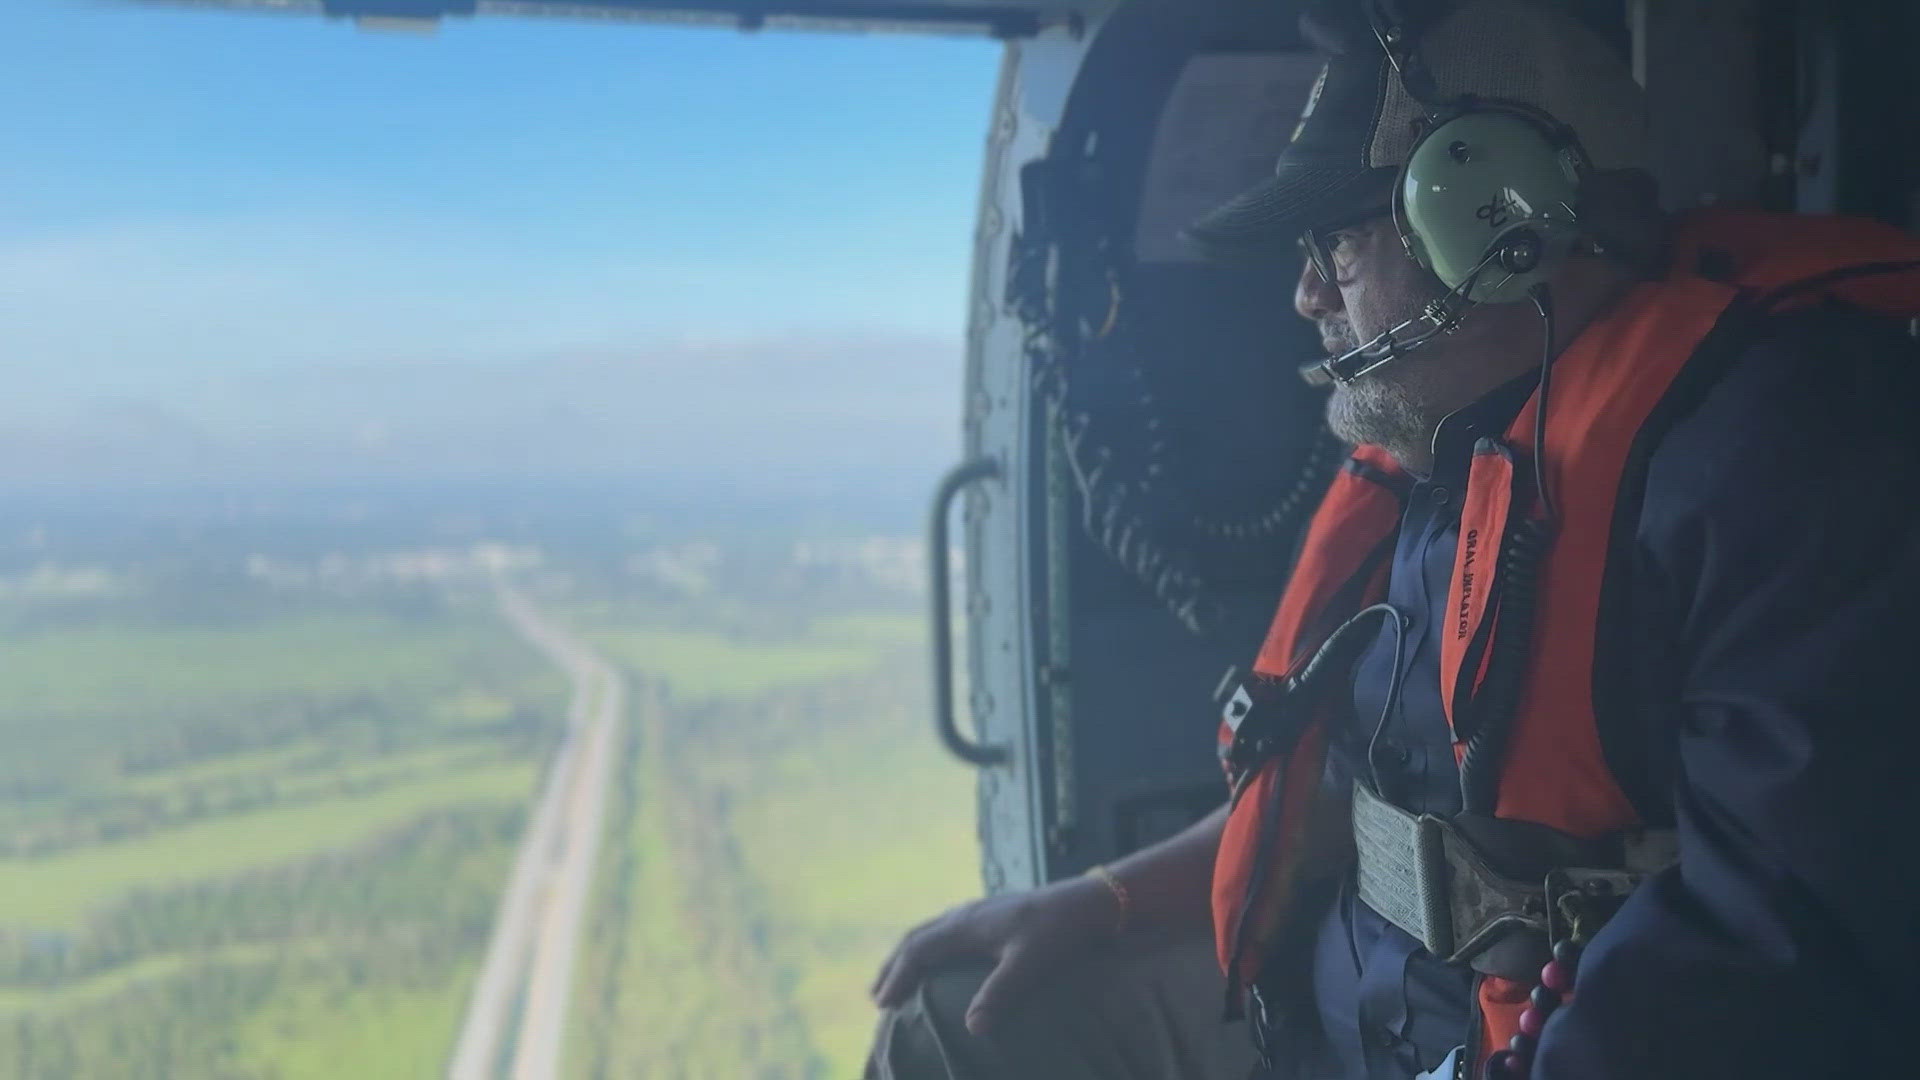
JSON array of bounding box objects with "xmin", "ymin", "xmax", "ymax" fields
[
  {"xmin": 1346, "ymin": 0, "xmax": 1595, "ymax": 833},
  {"xmin": 1313, "ymin": 0, "xmax": 1599, "ymax": 386}
]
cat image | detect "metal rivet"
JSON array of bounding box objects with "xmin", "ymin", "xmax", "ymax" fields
[{"xmin": 1448, "ymin": 140, "xmax": 1471, "ymax": 163}]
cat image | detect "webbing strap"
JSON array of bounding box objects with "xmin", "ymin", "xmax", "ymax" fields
[
  {"xmin": 1352, "ymin": 782, "xmax": 1454, "ymax": 957},
  {"xmin": 1350, "ymin": 783, "xmax": 1678, "ymax": 975}
]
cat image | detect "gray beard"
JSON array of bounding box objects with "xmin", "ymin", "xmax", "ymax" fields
[
  {"xmin": 1318, "ymin": 317, "xmax": 1444, "ymax": 471},
  {"xmin": 1326, "ymin": 378, "xmax": 1434, "ymax": 465}
]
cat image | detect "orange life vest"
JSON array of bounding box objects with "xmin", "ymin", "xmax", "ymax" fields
[{"xmin": 1210, "ymin": 209, "xmax": 1920, "ymax": 1071}]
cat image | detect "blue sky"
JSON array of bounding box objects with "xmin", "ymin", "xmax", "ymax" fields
[{"xmin": 0, "ymin": 0, "xmax": 999, "ymax": 489}]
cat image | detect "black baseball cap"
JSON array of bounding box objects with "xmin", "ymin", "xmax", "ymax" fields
[
  {"xmin": 1187, "ymin": 0, "xmax": 1648, "ymax": 258},
  {"xmin": 1184, "ymin": 16, "xmax": 1400, "ymax": 257}
]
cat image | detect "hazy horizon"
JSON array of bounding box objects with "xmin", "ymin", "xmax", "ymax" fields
[
  {"xmin": 0, "ymin": 327, "xmax": 963, "ymax": 493},
  {"xmin": 5, "ymin": 0, "xmax": 992, "ymax": 496}
]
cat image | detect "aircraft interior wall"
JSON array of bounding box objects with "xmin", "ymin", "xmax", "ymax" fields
[
  {"xmin": 1010, "ymin": 0, "xmax": 1920, "ymax": 886},
  {"xmin": 1010, "ymin": 0, "xmax": 1334, "ymax": 880}
]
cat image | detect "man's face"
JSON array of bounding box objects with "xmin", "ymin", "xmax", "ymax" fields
[{"xmin": 1294, "ymin": 214, "xmax": 1462, "ymax": 466}]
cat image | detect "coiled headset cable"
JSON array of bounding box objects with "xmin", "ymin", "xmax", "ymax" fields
[{"xmin": 1458, "ymin": 284, "xmax": 1558, "ymax": 814}]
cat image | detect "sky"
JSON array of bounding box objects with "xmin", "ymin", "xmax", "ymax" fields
[{"xmin": 0, "ymin": 0, "xmax": 1000, "ymax": 495}]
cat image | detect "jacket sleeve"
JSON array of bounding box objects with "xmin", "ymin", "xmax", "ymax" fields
[{"xmin": 1532, "ymin": 311, "xmax": 1920, "ymax": 1078}]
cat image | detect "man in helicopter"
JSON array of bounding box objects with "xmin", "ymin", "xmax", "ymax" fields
[{"xmin": 868, "ymin": 1, "xmax": 1920, "ymax": 1077}]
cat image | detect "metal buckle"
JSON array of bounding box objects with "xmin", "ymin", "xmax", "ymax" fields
[
  {"xmin": 1544, "ymin": 867, "xmax": 1640, "ymax": 949},
  {"xmin": 1437, "ymin": 823, "xmax": 1552, "ymax": 976},
  {"xmin": 1351, "ymin": 785, "xmax": 1674, "ymax": 979},
  {"xmin": 1351, "ymin": 784, "xmax": 1548, "ymax": 977}
]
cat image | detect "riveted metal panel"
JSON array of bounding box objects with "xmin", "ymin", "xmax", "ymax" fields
[{"xmin": 963, "ymin": 27, "xmax": 1093, "ymax": 893}]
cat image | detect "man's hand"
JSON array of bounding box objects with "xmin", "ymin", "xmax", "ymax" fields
[
  {"xmin": 868, "ymin": 875, "xmax": 1117, "ymax": 1036},
  {"xmin": 870, "ymin": 804, "xmax": 1226, "ymax": 1037}
]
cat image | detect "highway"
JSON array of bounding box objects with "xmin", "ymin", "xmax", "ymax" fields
[{"xmin": 447, "ymin": 583, "xmax": 624, "ymax": 1080}]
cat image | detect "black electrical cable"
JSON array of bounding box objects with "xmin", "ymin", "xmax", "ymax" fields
[
  {"xmin": 1363, "ymin": 605, "xmax": 1411, "ymax": 798},
  {"xmin": 1018, "ymin": 234, "xmax": 1346, "ymax": 639},
  {"xmin": 1219, "ymin": 597, "xmax": 1401, "ymax": 1022},
  {"xmin": 1457, "ymin": 286, "xmax": 1560, "ymax": 814},
  {"xmin": 1457, "ymin": 517, "xmax": 1552, "ymax": 813},
  {"xmin": 1278, "ymin": 600, "xmax": 1409, "ymax": 797},
  {"xmin": 1226, "ymin": 601, "xmax": 1402, "ymax": 810},
  {"xmin": 1528, "ymin": 284, "xmax": 1558, "ymax": 520}
]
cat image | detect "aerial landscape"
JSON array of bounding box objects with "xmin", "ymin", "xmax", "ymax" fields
[
  {"xmin": 3, "ymin": 1, "xmax": 996, "ymax": 1074},
  {"xmin": 0, "ymin": 488, "xmax": 976, "ymax": 1078}
]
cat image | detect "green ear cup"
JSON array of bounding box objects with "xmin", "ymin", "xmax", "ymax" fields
[{"xmin": 1396, "ymin": 106, "xmax": 1587, "ymax": 304}]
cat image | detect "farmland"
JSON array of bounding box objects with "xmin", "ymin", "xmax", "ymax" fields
[
  {"xmin": 560, "ymin": 595, "xmax": 977, "ymax": 1079},
  {"xmin": 0, "ymin": 569, "xmax": 562, "ymax": 1078},
  {"xmin": 0, "ymin": 529, "xmax": 979, "ymax": 1077}
]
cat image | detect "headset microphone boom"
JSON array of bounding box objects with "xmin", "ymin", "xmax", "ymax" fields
[{"xmin": 1302, "ymin": 0, "xmax": 1592, "ymax": 388}]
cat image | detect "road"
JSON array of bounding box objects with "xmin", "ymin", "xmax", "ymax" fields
[{"xmin": 447, "ymin": 583, "xmax": 624, "ymax": 1080}]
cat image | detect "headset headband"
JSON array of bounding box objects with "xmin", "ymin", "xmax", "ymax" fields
[{"xmin": 1364, "ymin": 0, "xmax": 1445, "ymax": 111}]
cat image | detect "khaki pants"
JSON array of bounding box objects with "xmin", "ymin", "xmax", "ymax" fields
[{"xmin": 863, "ymin": 932, "xmax": 1262, "ymax": 1080}]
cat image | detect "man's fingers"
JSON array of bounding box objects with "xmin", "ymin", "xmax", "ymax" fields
[
  {"xmin": 869, "ymin": 930, "xmax": 914, "ymax": 1001},
  {"xmin": 872, "ymin": 920, "xmax": 963, "ymax": 1008},
  {"xmin": 964, "ymin": 941, "xmax": 1037, "ymax": 1036},
  {"xmin": 871, "ymin": 912, "xmax": 944, "ymax": 1001}
]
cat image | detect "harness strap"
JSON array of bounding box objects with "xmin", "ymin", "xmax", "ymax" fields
[{"xmin": 1350, "ymin": 782, "xmax": 1677, "ymax": 979}]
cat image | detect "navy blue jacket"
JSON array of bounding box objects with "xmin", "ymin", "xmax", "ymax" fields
[{"xmin": 1302, "ymin": 306, "xmax": 1920, "ymax": 1079}]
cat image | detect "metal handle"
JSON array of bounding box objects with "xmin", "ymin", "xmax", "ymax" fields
[{"xmin": 928, "ymin": 456, "xmax": 1009, "ymax": 767}]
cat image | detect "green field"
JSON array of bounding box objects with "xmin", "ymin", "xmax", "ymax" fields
[
  {"xmin": 0, "ymin": 556, "xmax": 979, "ymax": 1078},
  {"xmin": 235, "ymin": 964, "xmax": 481, "ymax": 1080},
  {"xmin": 0, "ymin": 759, "xmax": 536, "ymax": 929},
  {"xmin": 564, "ymin": 603, "xmax": 979, "ymax": 1078},
  {"xmin": 580, "ymin": 610, "xmax": 925, "ymax": 705},
  {"xmin": 0, "ymin": 584, "xmax": 563, "ymax": 1079}
]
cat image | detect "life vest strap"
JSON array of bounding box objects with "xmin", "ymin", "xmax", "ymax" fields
[{"xmin": 1350, "ymin": 782, "xmax": 1676, "ymax": 979}]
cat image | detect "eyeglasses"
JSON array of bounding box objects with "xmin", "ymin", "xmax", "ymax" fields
[{"xmin": 1298, "ymin": 206, "xmax": 1393, "ymax": 284}]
